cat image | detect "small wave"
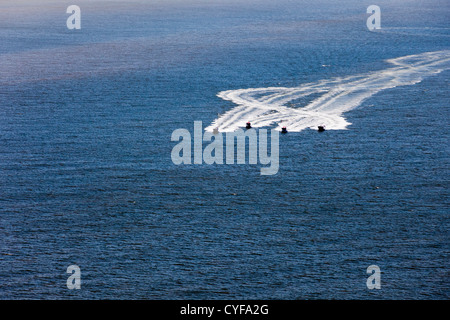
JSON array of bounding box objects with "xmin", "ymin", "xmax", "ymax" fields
[
  {"xmin": 377, "ymin": 27, "xmax": 450, "ymax": 38},
  {"xmin": 206, "ymin": 50, "xmax": 450, "ymax": 132}
]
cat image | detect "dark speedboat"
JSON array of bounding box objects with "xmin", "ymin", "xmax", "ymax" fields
[
  {"xmin": 246, "ymin": 122, "xmax": 252, "ymax": 129},
  {"xmin": 281, "ymin": 126, "xmax": 288, "ymax": 134},
  {"xmin": 318, "ymin": 126, "xmax": 325, "ymax": 132}
]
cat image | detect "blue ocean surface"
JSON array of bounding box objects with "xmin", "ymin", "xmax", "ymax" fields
[{"xmin": 0, "ymin": 0, "xmax": 449, "ymax": 299}]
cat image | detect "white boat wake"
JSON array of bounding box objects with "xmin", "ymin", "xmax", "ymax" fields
[{"xmin": 206, "ymin": 50, "xmax": 450, "ymax": 132}]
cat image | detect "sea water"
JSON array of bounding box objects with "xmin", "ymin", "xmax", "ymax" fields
[{"xmin": 0, "ymin": 0, "xmax": 449, "ymax": 299}]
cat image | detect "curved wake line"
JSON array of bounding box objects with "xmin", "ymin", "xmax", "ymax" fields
[{"xmin": 206, "ymin": 50, "xmax": 450, "ymax": 133}]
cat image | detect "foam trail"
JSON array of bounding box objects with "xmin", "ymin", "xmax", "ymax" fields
[{"xmin": 206, "ymin": 50, "xmax": 450, "ymax": 132}]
